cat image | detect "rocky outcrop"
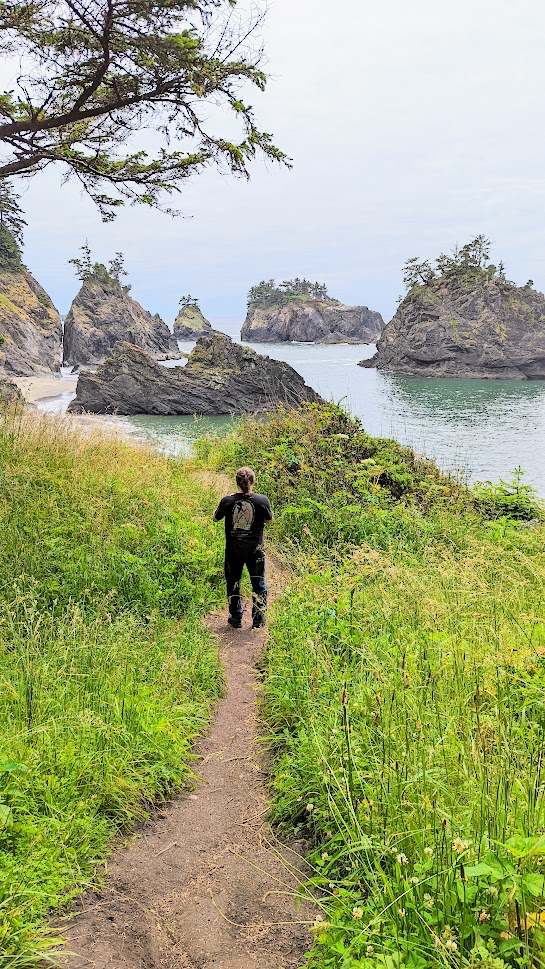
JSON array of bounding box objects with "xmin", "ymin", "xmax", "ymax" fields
[
  {"xmin": 63, "ymin": 277, "xmax": 179, "ymax": 367},
  {"xmin": 68, "ymin": 333, "xmax": 323, "ymax": 415},
  {"xmin": 361, "ymin": 278, "xmax": 545, "ymax": 379},
  {"xmin": 0, "ymin": 270, "xmax": 62, "ymax": 375},
  {"xmin": 0, "ymin": 378, "xmax": 25, "ymax": 405},
  {"xmin": 241, "ymin": 300, "xmax": 384, "ymax": 344},
  {"xmin": 174, "ymin": 304, "xmax": 217, "ymax": 340}
]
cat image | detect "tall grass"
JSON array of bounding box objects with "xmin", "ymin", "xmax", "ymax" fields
[
  {"xmin": 0, "ymin": 407, "xmax": 225, "ymax": 967},
  {"xmin": 201, "ymin": 403, "xmax": 545, "ymax": 969}
]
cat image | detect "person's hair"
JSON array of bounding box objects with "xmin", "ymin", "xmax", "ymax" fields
[{"xmin": 236, "ymin": 466, "xmax": 255, "ymax": 494}]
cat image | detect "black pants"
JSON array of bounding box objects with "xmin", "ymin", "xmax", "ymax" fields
[{"xmin": 224, "ymin": 542, "xmax": 267, "ymax": 626}]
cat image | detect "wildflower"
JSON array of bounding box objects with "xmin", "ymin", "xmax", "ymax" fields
[
  {"xmin": 396, "ymin": 853, "xmax": 408, "ymax": 865},
  {"xmin": 366, "ymin": 945, "xmax": 374, "ymax": 955},
  {"xmin": 452, "ymin": 837, "xmax": 469, "ymax": 855},
  {"xmin": 321, "ymin": 852, "xmax": 329, "ymax": 861},
  {"xmin": 297, "ymin": 796, "xmax": 302, "ymax": 802},
  {"xmin": 306, "ymin": 803, "xmax": 314, "ymax": 812},
  {"xmin": 487, "ymin": 886, "xmax": 498, "ymax": 897},
  {"xmin": 479, "ymin": 911, "xmax": 490, "ymax": 923},
  {"xmin": 423, "ymin": 893, "xmax": 434, "ymax": 909},
  {"xmin": 352, "ymin": 906, "xmax": 363, "ymax": 919},
  {"xmin": 410, "ymin": 876, "xmax": 419, "ymax": 884},
  {"xmin": 424, "ymin": 846, "xmax": 434, "ymax": 857},
  {"xmin": 445, "ymin": 939, "xmax": 458, "ymax": 952},
  {"xmin": 398, "ymin": 908, "xmax": 406, "ymax": 918}
]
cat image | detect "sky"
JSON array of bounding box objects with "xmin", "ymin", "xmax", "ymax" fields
[{"xmin": 5, "ymin": 0, "xmax": 545, "ymax": 327}]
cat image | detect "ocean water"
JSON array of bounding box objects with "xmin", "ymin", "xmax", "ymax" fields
[{"xmin": 38, "ymin": 319, "xmax": 545, "ymax": 495}]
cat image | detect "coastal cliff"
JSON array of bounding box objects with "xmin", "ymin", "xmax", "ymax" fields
[
  {"xmin": 174, "ymin": 304, "xmax": 217, "ymax": 340},
  {"xmin": 0, "ymin": 269, "xmax": 62, "ymax": 375},
  {"xmin": 68, "ymin": 333, "xmax": 323, "ymax": 415},
  {"xmin": 63, "ymin": 277, "xmax": 179, "ymax": 367},
  {"xmin": 242, "ymin": 300, "xmax": 384, "ymax": 344}
]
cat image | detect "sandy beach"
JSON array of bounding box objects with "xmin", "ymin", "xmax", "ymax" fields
[{"xmin": 12, "ymin": 374, "xmax": 78, "ymax": 404}]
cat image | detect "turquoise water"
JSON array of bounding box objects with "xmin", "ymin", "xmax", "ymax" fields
[{"xmin": 38, "ymin": 322, "xmax": 545, "ymax": 494}]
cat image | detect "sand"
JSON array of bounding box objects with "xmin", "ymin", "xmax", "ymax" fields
[{"xmin": 12, "ymin": 375, "xmax": 78, "ymax": 404}]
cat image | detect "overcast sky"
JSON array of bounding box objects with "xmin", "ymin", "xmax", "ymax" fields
[{"xmin": 7, "ymin": 0, "xmax": 545, "ymax": 326}]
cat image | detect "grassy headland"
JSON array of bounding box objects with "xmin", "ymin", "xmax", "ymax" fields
[
  {"xmin": 199, "ymin": 403, "xmax": 545, "ymax": 969},
  {"xmin": 0, "ymin": 407, "xmax": 224, "ymax": 966}
]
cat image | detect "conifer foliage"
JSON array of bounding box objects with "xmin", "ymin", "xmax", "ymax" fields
[{"xmin": 0, "ymin": 0, "xmax": 287, "ymax": 219}]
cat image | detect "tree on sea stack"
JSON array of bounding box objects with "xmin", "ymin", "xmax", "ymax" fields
[{"xmin": 0, "ymin": 0, "xmax": 288, "ymax": 219}]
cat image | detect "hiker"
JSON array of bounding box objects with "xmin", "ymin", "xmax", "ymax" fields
[{"xmin": 213, "ymin": 467, "xmax": 273, "ymax": 629}]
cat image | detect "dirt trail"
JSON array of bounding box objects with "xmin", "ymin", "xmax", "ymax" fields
[{"xmin": 57, "ymin": 560, "xmax": 316, "ymax": 969}]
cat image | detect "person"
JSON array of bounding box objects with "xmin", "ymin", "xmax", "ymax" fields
[{"xmin": 213, "ymin": 467, "xmax": 273, "ymax": 629}]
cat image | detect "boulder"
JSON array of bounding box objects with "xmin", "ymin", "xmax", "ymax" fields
[
  {"xmin": 68, "ymin": 333, "xmax": 323, "ymax": 415},
  {"xmin": 241, "ymin": 300, "xmax": 384, "ymax": 344},
  {"xmin": 361, "ymin": 278, "xmax": 545, "ymax": 379},
  {"xmin": 0, "ymin": 378, "xmax": 25, "ymax": 406},
  {"xmin": 174, "ymin": 304, "xmax": 217, "ymax": 340},
  {"xmin": 0, "ymin": 269, "xmax": 62, "ymax": 375},
  {"xmin": 63, "ymin": 277, "xmax": 179, "ymax": 367}
]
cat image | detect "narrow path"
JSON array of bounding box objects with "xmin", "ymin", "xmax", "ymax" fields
[{"xmin": 57, "ymin": 560, "xmax": 315, "ymax": 969}]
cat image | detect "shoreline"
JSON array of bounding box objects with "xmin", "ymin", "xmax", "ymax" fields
[{"xmin": 12, "ymin": 375, "xmax": 78, "ymax": 404}]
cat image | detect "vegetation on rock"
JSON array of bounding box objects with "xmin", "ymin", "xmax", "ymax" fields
[
  {"xmin": 199, "ymin": 402, "xmax": 545, "ymax": 969},
  {"xmin": 0, "ymin": 183, "xmax": 24, "ymax": 271},
  {"xmin": 402, "ymin": 235, "xmax": 512, "ymax": 293},
  {"xmin": 69, "ymin": 243, "xmax": 131, "ymax": 291},
  {"xmin": 248, "ymin": 278, "xmax": 332, "ymax": 308}
]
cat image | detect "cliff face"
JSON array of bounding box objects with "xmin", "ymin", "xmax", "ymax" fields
[
  {"xmin": 68, "ymin": 333, "xmax": 323, "ymax": 416},
  {"xmin": 63, "ymin": 277, "xmax": 179, "ymax": 367},
  {"xmin": 361, "ymin": 279, "xmax": 545, "ymax": 379},
  {"xmin": 173, "ymin": 305, "xmax": 216, "ymax": 340},
  {"xmin": 241, "ymin": 300, "xmax": 384, "ymax": 344},
  {"xmin": 0, "ymin": 270, "xmax": 62, "ymax": 375}
]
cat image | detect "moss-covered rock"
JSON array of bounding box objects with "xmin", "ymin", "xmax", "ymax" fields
[
  {"xmin": 173, "ymin": 304, "xmax": 217, "ymax": 340},
  {"xmin": 0, "ymin": 270, "xmax": 62, "ymax": 375}
]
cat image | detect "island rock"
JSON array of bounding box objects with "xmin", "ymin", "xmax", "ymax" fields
[
  {"xmin": 174, "ymin": 304, "xmax": 217, "ymax": 340},
  {"xmin": 241, "ymin": 301, "xmax": 384, "ymax": 344},
  {"xmin": 68, "ymin": 333, "xmax": 323, "ymax": 415},
  {"xmin": 0, "ymin": 269, "xmax": 62, "ymax": 375},
  {"xmin": 361, "ymin": 278, "xmax": 545, "ymax": 379},
  {"xmin": 63, "ymin": 277, "xmax": 179, "ymax": 367}
]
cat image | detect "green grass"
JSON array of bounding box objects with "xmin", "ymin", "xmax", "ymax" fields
[
  {"xmin": 201, "ymin": 403, "xmax": 545, "ymax": 969},
  {"xmin": 0, "ymin": 407, "xmax": 225, "ymax": 967}
]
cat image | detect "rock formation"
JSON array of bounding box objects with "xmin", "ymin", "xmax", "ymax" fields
[
  {"xmin": 68, "ymin": 333, "xmax": 323, "ymax": 415},
  {"xmin": 0, "ymin": 378, "xmax": 25, "ymax": 405},
  {"xmin": 0, "ymin": 269, "xmax": 62, "ymax": 375},
  {"xmin": 361, "ymin": 278, "xmax": 545, "ymax": 379},
  {"xmin": 174, "ymin": 304, "xmax": 217, "ymax": 340},
  {"xmin": 241, "ymin": 301, "xmax": 384, "ymax": 344},
  {"xmin": 63, "ymin": 277, "xmax": 179, "ymax": 367}
]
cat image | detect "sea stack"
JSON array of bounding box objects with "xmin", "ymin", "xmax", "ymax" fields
[
  {"xmin": 174, "ymin": 302, "xmax": 217, "ymax": 340},
  {"xmin": 0, "ymin": 269, "xmax": 62, "ymax": 375},
  {"xmin": 68, "ymin": 333, "xmax": 323, "ymax": 415},
  {"xmin": 362, "ymin": 243, "xmax": 545, "ymax": 379},
  {"xmin": 241, "ymin": 279, "xmax": 383, "ymax": 343},
  {"xmin": 63, "ymin": 276, "xmax": 179, "ymax": 367}
]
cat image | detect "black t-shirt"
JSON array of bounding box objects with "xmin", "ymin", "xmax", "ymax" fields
[{"xmin": 214, "ymin": 492, "xmax": 273, "ymax": 546}]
